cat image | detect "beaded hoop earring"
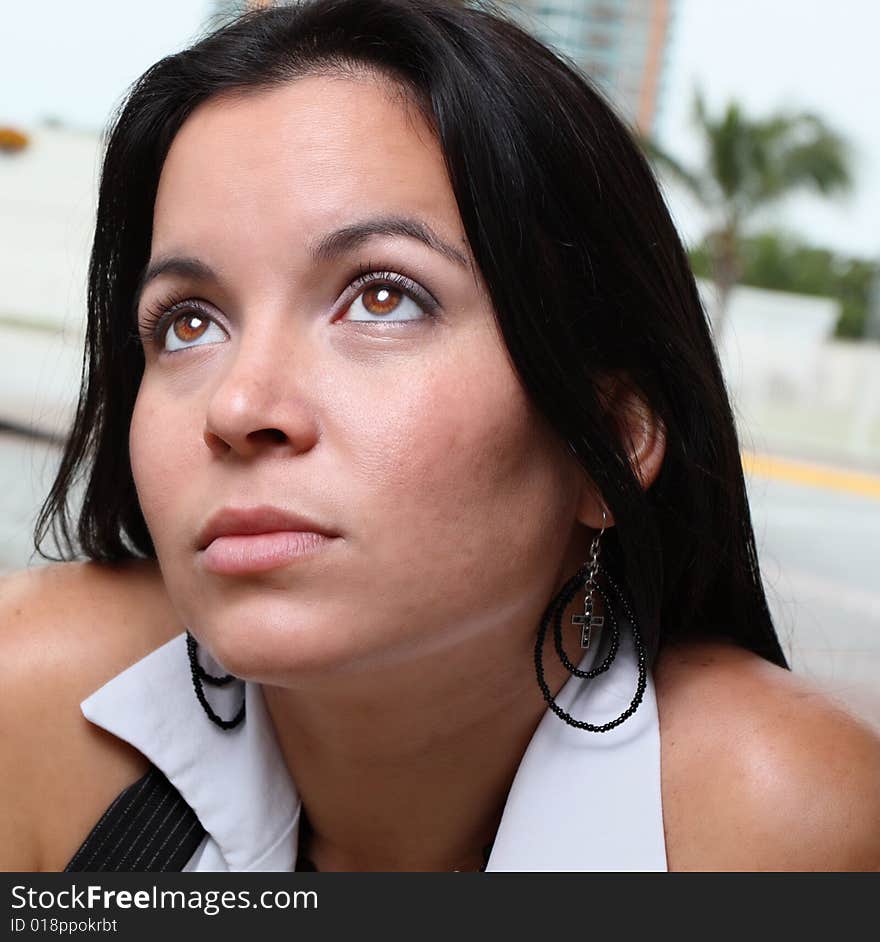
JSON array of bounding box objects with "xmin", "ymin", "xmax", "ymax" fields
[
  {"xmin": 186, "ymin": 630, "xmax": 246, "ymax": 730},
  {"xmin": 534, "ymin": 522, "xmax": 648, "ymax": 732}
]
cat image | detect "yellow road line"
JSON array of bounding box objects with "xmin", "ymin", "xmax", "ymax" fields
[{"xmin": 741, "ymin": 450, "xmax": 880, "ymax": 500}]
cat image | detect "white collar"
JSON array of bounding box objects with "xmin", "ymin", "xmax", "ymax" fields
[{"xmin": 80, "ymin": 626, "xmax": 667, "ymax": 872}]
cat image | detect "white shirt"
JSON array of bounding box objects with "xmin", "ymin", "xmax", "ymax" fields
[{"xmin": 79, "ymin": 621, "xmax": 668, "ymax": 872}]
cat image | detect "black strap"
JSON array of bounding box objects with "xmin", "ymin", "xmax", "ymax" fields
[{"xmin": 65, "ymin": 763, "xmax": 206, "ymax": 872}]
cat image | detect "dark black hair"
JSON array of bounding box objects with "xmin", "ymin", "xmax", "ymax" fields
[{"xmin": 34, "ymin": 0, "xmax": 788, "ymax": 669}]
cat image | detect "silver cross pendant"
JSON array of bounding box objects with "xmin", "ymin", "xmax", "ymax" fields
[{"xmin": 572, "ymin": 612, "xmax": 604, "ymax": 650}]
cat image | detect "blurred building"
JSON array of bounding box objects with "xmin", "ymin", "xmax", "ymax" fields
[
  {"xmin": 208, "ymin": 1, "xmax": 675, "ymax": 133},
  {"xmin": 506, "ymin": 1, "xmax": 675, "ymax": 133},
  {"xmin": 214, "ymin": 0, "xmax": 272, "ymax": 12},
  {"xmin": 0, "ymin": 125, "xmax": 94, "ymax": 336},
  {"xmin": 0, "ymin": 125, "xmax": 95, "ymax": 438},
  {"xmin": 208, "ymin": 0, "xmax": 272, "ymax": 26}
]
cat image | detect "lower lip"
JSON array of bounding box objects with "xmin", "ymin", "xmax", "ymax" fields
[{"xmin": 200, "ymin": 531, "xmax": 336, "ymax": 575}]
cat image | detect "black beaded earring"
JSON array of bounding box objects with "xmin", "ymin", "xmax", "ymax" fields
[
  {"xmin": 186, "ymin": 631, "xmax": 246, "ymax": 730},
  {"xmin": 534, "ymin": 513, "xmax": 648, "ymax": 732}
]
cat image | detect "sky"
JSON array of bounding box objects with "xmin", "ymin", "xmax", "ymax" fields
[
  {"xmin": 3, "ymin": 0, "xmax": 878, "ymax": 258},
  {"xmin": 656, "ymin": 0, "xmax": 880, "ymax": 258}
]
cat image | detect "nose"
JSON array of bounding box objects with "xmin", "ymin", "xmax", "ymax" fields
[{"xmin": 202, "ymin": 327, "xmax": 320, "ymax": 459}]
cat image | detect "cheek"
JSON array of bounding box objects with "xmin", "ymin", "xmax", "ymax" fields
[
  {"xmin": 358, "ymin": 354, "xmax": 576, "ymax": 590},
  {"xmin": 129, "ymin": 384, "xmax": 197, "ymax": 547}
]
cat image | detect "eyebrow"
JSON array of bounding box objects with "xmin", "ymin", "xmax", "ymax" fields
[
  {"xmin": 133, "ymin": 214, "xmax": 471, "ymax": 310},
  {"xmin": 309, "ymin": 214, "xmax": 471, "ymax": 270}
]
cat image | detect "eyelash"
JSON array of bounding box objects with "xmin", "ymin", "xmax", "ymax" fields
[{"xmin": 136, "ymin": 261, "xmax": 438, "ymax": 350}]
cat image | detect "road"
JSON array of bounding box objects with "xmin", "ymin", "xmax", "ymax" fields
[
  {"xmin": 745, "ymin": 465, "xmax": 880, "ymax": 728},
  {"xmin": 2, "ymin": 430, "xmax": 878, "ymax": 728}
]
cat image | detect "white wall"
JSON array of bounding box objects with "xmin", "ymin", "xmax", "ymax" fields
[
  {"xmin": 0, "ymin": 125, "xmax": 99, "ymax": 336},
  {"xmin": 697, "ymin": 280, "xmax": 880, "ymax": 465}
]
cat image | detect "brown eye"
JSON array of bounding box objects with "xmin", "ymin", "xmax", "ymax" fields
[
  {"xmin": 342, "ymin": 280, "xmax": 429, "ymax": 323},
  {"xmin": 172, "ymin": 314, "xmax": 209, "ymax": 342},
  {"xmin": 162, "ymin": 309, "xmax": 226, "ymax": 352},
  {"xmin": 362, "ymin": 284, "xmax": 403, "ymax": 317}
]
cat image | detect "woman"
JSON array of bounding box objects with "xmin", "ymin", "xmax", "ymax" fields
[{"xmin": 3, "ymin": 0, "xmax": 879, "ymax": 872}]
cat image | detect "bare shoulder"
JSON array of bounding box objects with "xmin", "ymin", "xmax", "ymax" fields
[
  {"xmin": 653, "ymin": 637, "xmax": 880, "ymax": 872},
  {"xmin": 0, "ymin": 558, "xmax": 183, "ymax": 707},
  {"xmin": 0, "ymin": 559, "xmax": 185, "ymax": 871}
]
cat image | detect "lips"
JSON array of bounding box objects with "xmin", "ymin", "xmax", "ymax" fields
[
  {"xmin": 196, "ymin": 505, "xmax": 340, "ymax": 551},
  {"xmin": 196, "ymin": 505, "xmax": 341, "ymax": 576}
]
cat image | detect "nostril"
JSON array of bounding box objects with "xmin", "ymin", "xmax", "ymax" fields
[{"xmin": 250, "ymin": 427, "xmax": 287, "ymax": 445}]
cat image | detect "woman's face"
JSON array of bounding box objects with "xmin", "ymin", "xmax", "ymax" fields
[{"xmin": 130, "ymin": 73, "xmax": 595, "ymax": 684}]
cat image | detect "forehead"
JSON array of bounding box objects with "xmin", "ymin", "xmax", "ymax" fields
[{"xmin": 151, "ymin": 73, "xmax": 465, "ymax": 258}]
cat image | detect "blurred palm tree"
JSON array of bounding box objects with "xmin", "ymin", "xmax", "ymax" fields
[{"xmin": 644, "ymin": 92, "xmax": 852, "ymax": 340}]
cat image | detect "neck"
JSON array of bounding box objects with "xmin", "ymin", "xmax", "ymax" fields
[
  {"xmin": 260, "ymin": 570, "xmax": 598, "ymax": 872},
  {"xmin": 295, "ymin": 808, "xmax": 494, "ymax": 872}
]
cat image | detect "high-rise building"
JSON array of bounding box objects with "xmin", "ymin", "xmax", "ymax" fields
[
  {"xmin": 208, "ymin": 0, "xmax": 271, "ymax": 27},
  {"xmin": 207, "ymin": 1, "xmax": 674, "ymax": 134},
  {"xmin": 501, "ymin": 0, "xmax": 675, "ymax": 134}
]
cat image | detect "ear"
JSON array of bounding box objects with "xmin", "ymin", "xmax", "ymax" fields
[{"xmin": 575, "ymin": 375, "xmax": 667, "ymax": 530}]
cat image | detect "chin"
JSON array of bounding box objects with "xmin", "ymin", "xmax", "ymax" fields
[{"xmin": 186, "ymin": 602, "xmax": 370, "ymax": 686}]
